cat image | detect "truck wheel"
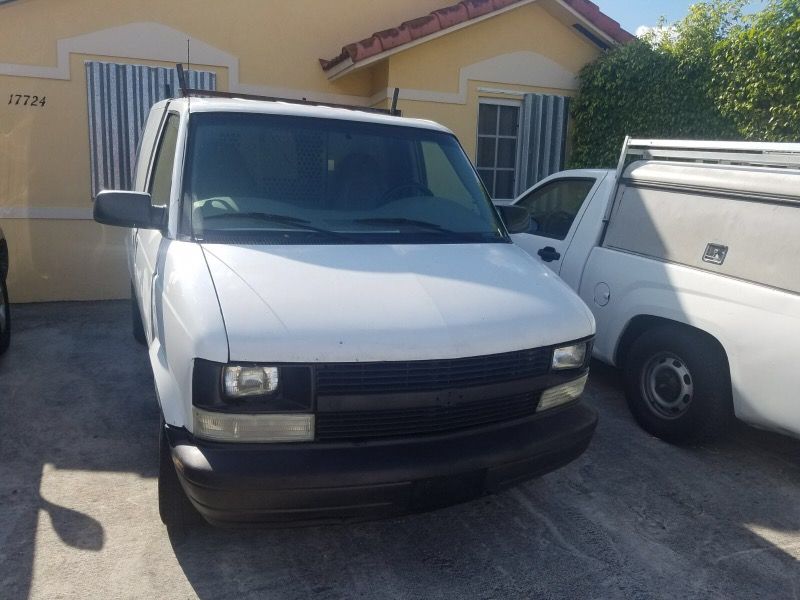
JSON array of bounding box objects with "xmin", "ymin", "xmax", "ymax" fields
[
  {"xmin": 0, "ymin": 277, "xmax": 9, "ymax": 355},
  {"xmin": 624, "ymin": 326, "xmax": 732, "ymax": 444},
  {"xmin": 158, "ymin": 422, "xmax": 202, "ymax": 530},
  {"xmin": 131, "ymin": 283, "xmax": 147, "ymax": 346}
]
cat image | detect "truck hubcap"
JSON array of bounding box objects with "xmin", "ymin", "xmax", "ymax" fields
[{"xmin": 641, "ymin": 352, "xmax": 694, "ymax": 419}]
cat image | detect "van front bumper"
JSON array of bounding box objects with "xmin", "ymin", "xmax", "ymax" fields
[{"xmin": 167, "ymin": 401, "xmax": 598, "ymax": 526}]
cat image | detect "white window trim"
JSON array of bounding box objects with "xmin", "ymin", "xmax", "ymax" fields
[{"xmin": 477, "ymin": 98, "xmax": 523, "ymax": 200}]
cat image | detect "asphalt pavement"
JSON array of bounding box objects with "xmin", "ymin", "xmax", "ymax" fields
[{"xmin": 1, "ymin": 301, "xmax": 798, "ymax": 599}]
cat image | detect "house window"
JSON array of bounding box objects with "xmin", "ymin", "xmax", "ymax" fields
[{"xmin": 476, "ymin": 100, "xmax": 520, "ymax": 200}]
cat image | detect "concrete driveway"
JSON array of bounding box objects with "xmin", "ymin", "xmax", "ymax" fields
[{"xmin": 1, "ymin": 301, "xmax": 798, "ymax": 600}]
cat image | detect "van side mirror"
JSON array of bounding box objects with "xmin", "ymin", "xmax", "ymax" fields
[
  {"xmin": 93, "ymin": 191, "xmax": 165, "ymax": 230},
  {"xmin": 497, "ymin": 205, "xmax": 531, "ymax": 234}
]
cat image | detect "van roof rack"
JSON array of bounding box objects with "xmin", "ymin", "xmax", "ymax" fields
[
  {"xmin": 615, "ymin": 137, "xmax": 800, "ymax": 178},
  {"xmin": 175, "ymin": 64, "xmax": 401, "ymax": 116}
]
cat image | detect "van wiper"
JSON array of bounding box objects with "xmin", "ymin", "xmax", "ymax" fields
[
  {"xmin": 200, "ymin": 212, "xmax": 349, "ymax": 239},
  {"xmin": 353, "ymin": 217, "xmax": 459, "ymax": 235}
]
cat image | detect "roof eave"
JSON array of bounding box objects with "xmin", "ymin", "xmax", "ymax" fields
[
  {"xmin": 555, "ymin": 0, "xmax": 631, "ymax": 46},
  {"xmin": 326, "ymin": 0, "xmax": 539, "ymax": 81},
  {"xmin": 323, "ymin": 0, "xmax": 631, "ymax": 81}
]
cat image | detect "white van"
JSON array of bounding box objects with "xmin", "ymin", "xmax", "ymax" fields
[
  {"xmin": 508, "ymin": 139, "xmax": 800, "ymax": 443},
  {"xmin": 94, "ymin": 93, "xmax": 597, "ymax": 528}
]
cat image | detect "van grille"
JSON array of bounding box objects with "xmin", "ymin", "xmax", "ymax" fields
[
  {"xmin": 315, "ymin": 391, "xmax": 541, "ymax": 441},
  {"xmin": 315, "ymin": 348, "xmax": 551, "ymax": 396}
]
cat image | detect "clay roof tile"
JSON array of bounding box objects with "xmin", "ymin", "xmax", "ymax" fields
[{"xmin": 320, "ymin": 0, "xmax": 633, "ymax": 72}]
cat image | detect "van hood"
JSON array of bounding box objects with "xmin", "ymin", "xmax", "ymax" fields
[{"xmin": 201, "ymin": 243, "xmax": 594, "ymax": 363}]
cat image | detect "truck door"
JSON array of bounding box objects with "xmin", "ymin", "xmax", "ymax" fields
[
  {"xmin": 510, "ymin": 177, "xmax": 599, "ymax": 273},
  {"xmin": 134, "ymin": 112, "xmax": 181, "ymax": 343}
]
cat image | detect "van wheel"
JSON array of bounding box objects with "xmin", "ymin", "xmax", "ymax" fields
[
  {"xmin": 131, "ymin": 283, "xmax": 147, "ymax": 346},
  {"xmin": 159, "ymin": 422, "xmax": 203, "ymax": 530},
  {"xmin": 0, "ymin": 277, "xmax": 10, "ymax": 356},
  {"xmin": 624, "ymin": 326, "xmax": 732, "ymax": 444}
]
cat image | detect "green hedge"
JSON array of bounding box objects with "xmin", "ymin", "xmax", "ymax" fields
[{"xmin": 570, "ymin": 0, "xmax": 800, "ymax": 168}]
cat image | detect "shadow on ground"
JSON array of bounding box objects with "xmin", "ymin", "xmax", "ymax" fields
[{"xmin": 1, "ymin": 302, "xmax": 799, "ymax": 599}]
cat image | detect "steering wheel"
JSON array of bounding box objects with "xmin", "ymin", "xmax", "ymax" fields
[
  {"xmin": 380, "ymin": 182, "xmax": 434, "ymax": 204},
  {"xmin": 543, "ymin": 210, "xmax": 574, "ymax": 237}
]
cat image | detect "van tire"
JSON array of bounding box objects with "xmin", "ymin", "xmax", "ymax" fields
[
  {"xmin": 624, "ymin": 325, "xmax": 733, "ymax": 444},
  {"xmin": 131, "ymin": 283, "xmax": 147, "ymax": 346},
  {"xmin": 0, "ymin": 277, "xmax": 10, "ymax": 356},
  {"xmin": 159, "ymin": 422, "xmax": 203, "ymax": 530}
]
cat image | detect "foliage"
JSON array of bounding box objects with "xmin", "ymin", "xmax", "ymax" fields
[
  {"xmin": 712, "ymin": 0, "xmax": 800, "ymax": 140},
  {"xmin": 570, "ymin": 0, "xmax": 800, "ymax": 168},
  {"xmin": 662, "ymin": 0, "xmax": 747, "ymax": 66},
  {"xmin": 569, "ymin": 39, "xmax": 736, "ymax": 168}
]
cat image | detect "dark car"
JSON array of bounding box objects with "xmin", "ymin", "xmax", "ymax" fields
[{"xmin": 0, "ymin": 226, "xmax": 9, "ymax": 355}]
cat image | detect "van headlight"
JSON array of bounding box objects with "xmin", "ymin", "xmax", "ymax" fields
[
  {"xmin": 192, "ymin": 360, "xmax": 314, "ymax": 443},
  {"xmin": 224, "ymin": 365, "xmax": 279, "ymax": 397},
  {"xmin": 552, "ymin": 342, "xmax": 588, "ymax": 370},
  {"xmin": 193, "ymin": 359, "xmax": 312, "ymax": 413}
]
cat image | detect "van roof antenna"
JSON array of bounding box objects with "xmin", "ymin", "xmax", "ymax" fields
[
  {"xmin": 176, "ymin": 63, "xmax": 189, "ymax": 98},
  {"xmin": 390, "ymin": 88, "xmax": 400, "ymax": 116}
]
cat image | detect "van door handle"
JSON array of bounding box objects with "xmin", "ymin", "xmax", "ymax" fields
[{"xmin": 538, "ymin": 246, "xmax": 561, "ymax": 262}]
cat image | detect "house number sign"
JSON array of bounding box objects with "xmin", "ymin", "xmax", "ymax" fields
[{"xmin": 7, "ymin": 94, "xmax": 47, "ymax": 107}]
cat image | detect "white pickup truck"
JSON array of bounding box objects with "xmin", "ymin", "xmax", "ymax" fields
[{"xmin": 507, "ymin": 139, "xmax": 800, "ymax": 443}]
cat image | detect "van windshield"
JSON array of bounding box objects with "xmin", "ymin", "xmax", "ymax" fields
[{"xmin": 181, "ymin": 112, "xmax": 507, "ymax": 244}]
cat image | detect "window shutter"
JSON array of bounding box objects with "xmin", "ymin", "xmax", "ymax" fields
[
  {"xmin": 515, "ymin": 94, "xmax": 570, "ymax": 196},
  {"xmin": 85, "ymin": 61, "xmax": 216, "ymax": 197}
]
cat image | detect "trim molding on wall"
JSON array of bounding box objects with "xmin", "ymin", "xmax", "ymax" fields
[
  {"xmin": 0, "ymin": 207, "xmax": 93, "ymax": 220},
  {"xmin": 0, "ymin": 22, "xmax": 374, "ymax": 106},
  {"xmin": 1, "ymin": 23, "xmax": 578, "ymax": 109},
  {"xmin": 370, "ymin": 51, "xmax": 577, "ymax": 106}
]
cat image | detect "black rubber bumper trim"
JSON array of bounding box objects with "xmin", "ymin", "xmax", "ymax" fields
[{"xmin": 167, "ymin": 402, "xmax": 598, "ymax": 525}]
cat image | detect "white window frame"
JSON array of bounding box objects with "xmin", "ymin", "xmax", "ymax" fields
[{"xmin": 476, "ymin": 98, "xmax": 522, "ymax": 200}]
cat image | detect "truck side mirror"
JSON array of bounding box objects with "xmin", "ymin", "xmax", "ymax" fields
[
  {"xmin": 497, "ymin": 205, "xmax": 531, "ymax": 234},
  {"xmin": 93, "ymin": 191, "xmax": 165, "ymax": 230}
]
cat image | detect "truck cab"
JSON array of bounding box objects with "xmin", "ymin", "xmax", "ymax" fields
[{"xmin": 508, "ymin": 168, "xmax": 613, "ymax": 290}]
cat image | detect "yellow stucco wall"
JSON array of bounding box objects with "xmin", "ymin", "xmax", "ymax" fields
[
  {"xmin": 385, "ymin": 3, "xmax": 598, "ymax": 93},
  {"xmin": 0, "ymin": 0, "xmax": 459, "ymax": 96},
  {"xmin": 0, "ymin": 0, "xmax": 601, "ymax": 302}
]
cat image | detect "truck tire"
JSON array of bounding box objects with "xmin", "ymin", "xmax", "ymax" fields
[
  {"xmin": 158, "ymin": 422, "xmax": 203, "ymax": 530},
  {"xmin": 0, "ymin": 277, "xmax": 9, "ymax": 356},
  {"xmin": 131, "ymin": 283, "xmax": 147, "ymax": 346},
  {"xmin": 624, "ymin": 325, "xmax": 733, "ymax": 444}
]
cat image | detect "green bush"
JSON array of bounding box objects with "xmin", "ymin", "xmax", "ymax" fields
[
  {"xmin": 570, "ymin": 0, "xmax": 800, "ymax": 168},
  {"xmin": 712, "ymin": 0, "xmax": 800, "ymax": 141}
]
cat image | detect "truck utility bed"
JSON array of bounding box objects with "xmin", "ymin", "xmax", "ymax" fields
[{"xmin": 605, "ymin": 160, "xmax": 800, "ymax": 295}]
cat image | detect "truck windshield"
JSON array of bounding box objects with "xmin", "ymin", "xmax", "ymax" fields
[{"xmin": 181, "ymin": 112, "xmax": 507, "ymax": 244}]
